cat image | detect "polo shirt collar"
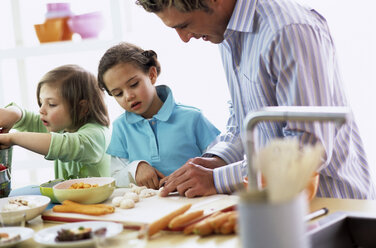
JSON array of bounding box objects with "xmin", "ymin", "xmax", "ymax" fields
[
  {"xmin": 124, "ymin": 85, "xmax": 175, "ymax": 123},
  {"xmin": 224, "ymin": 0, "xmax": 258, "ymax": 39}
]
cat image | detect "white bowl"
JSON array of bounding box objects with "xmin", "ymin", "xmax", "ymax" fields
[
  {"xmin": 0, "ymin": 195, "xmax": 50, "ymax": 225},
  {"xmin": 53, "ymin": 177, "xmax": 115, "ymax": 204}
]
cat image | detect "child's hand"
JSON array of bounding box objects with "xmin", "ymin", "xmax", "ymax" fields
[
  {"xmin": 135, "ymin": 162, "xmax": 165, "ymax": 190},
  {"xmin": 0, "ymin": 107, "xmax": 22, "ymax": 133},
  {"xmin": 0, "ymin": 133, "xmax": 13, "ymax": 150}
]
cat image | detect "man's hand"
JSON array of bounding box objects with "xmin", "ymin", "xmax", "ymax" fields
[
  {"xmin": 135, "ymin": 162, "xmax": 165, "ymax": 190},
  {"xmin": 187, "ymin": 156, "xmax": 227, "ymax": 169},
  {"xmin": 159, "ymin": 161, "xmax": 217, "ymax": 198}
]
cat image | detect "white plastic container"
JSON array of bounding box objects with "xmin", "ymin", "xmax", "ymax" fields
[{"xmin": 238, "ymin": 191, "xmax": 310, "ymax": 248}]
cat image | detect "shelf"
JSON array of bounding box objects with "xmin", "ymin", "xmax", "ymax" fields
[{"xmin": 0, "ymin": 39, "xmax": 122, "ymax": 60}]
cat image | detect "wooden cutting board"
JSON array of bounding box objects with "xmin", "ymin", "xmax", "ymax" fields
[{"xmin": 42, "ymin": 188, "xmax": 238, "ymax": 229}]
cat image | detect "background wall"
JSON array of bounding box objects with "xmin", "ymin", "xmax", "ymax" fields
[{"xmin": 0, "ymin": 0, "xmax": 375, "ymax": 187}]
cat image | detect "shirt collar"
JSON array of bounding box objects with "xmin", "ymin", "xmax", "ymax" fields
[
  {"xmin": 224, "ymin": 0, "xmax": 258, "ymax": 39},
  {"xmin": 124, "ymin": 85, "xmax": 175, "ymax": 124}
]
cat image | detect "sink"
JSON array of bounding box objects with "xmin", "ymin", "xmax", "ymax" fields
[{"xmin": 307, "ymin": 212, "xmax": 376, "ymax": 248}]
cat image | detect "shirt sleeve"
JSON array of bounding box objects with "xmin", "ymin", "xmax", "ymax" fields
[
  {"xmin": 213, "ymin": 160, "xmax": 247, "ymax": 193},
  {"xmin": 110, "ymin": 156, "xmax": 143, "ymax": 187},
  {"xmin": 204, "ymin": 100, "xmax": 245, "ymax": 164},
  {"xmin": 45, "ymin": 123, "xmax": 108, "ymax": 164},
  {"xmin": 6, "ymin": 102, "xmax": 47, "ymax": 133}
]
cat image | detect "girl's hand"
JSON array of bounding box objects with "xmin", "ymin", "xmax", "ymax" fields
[
  {"xmin": 0, "ymin": 107, "xmax": 22, "ymax": 133},
  {"xmin": 135, "ymin": 162, "xmax": 165, "ymax": 190}
]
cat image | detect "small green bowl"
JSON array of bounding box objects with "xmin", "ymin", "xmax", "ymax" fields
[{"xmin": 40, "ymin": 179, "xmax": 65, "ymax": 203}]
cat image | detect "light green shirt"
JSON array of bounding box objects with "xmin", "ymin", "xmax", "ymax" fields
[{"xmin": 10, "ymin": 103, "xmax": 111, "ymax": 179}]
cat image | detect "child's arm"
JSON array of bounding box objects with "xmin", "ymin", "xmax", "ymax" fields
[
  {"xmin": 0, "ymin": 106, "xmax": 22, "ymax": 133},
  {"xmin": 110, "ymin": 156, "xmax": 138, "ymax": 187},
  {"xmin": 0, "ymin": 132, "xmax": 51, "ymax": 155},
  {"xmin": 110, "ymin": 156, "xmax": 165, "ymax": 189}
]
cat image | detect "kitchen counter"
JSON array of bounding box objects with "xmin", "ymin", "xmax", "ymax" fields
[{"xmin": 12, "ymin": 196, "xmax": 376, "ymax": 247}]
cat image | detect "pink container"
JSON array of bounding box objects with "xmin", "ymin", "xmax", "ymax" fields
[{"xmin": 67, "ymin": 12, "xmax": 104, "ymax": 39}]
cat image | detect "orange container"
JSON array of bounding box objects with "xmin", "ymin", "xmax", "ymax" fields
[
  {"xmin": 34, "ymin": 18, "xmax": 64, "ymax": 43},
  {"xmin": 50, "ymin": 17, "xmax": 73, "ymax": 41}
]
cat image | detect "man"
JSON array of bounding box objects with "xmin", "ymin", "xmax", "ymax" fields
[{"xmin": 135, "ymin": 0, "xmax": 376, "ymax": 199}]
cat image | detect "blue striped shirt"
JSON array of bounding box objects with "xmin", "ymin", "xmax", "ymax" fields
[{"xmin": 208, "ymin": 0, "xmax": 376, "ymax": 199}]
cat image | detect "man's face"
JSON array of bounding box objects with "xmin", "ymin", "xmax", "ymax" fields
[{"xmin": 156, "ymin": 6, "xmax": 228, "ymax": 44}]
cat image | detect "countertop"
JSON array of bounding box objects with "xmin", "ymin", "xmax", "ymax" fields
[{"xmin": 8, "ymin": 196, "xmax": 376, "ymax": 248}]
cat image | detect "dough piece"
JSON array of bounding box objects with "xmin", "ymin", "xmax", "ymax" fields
[
  {"xmin": 139, "ymin": 188, "xmax": 157, "ymax": 198},
  {"xmin": 112, "ymin": 196, "xmax": 123, "ymax": 207},
  {"xmin": 123, "ymin": 192, "xmax": 140, "ymax": 202},
  {"xmin": 158, "ymin": 187, "xmax": 164, "ymax": 197},
  {"xmin": 129, "ymin": 183, "xmax": 147, "ymax": 194},
  {"xmin": 119, "ymin": 198, "xmax": 135, "ymax": 209}
]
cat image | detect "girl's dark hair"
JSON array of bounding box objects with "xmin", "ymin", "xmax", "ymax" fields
[
  {"xmin": 97, "ymin": 42, "xmax": 161, "ymax": 95},
  {"xmin": 135, "ymin": 0, "xmax": 210, "ymax": 13},
  {"xmin": 36, "ymin": 64, "xmax": 110, "ymax": 129}
]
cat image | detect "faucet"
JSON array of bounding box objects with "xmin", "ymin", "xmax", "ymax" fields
[{"xmin": 244, "ymin": 106, "xmax": 349, "ymax": 191}]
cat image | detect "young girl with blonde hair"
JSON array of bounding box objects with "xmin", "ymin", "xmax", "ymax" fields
[{"xmin": 0, "ymin": 64, "xmax": 111, "ymax": 179}]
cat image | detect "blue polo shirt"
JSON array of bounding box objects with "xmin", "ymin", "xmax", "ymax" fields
[{"xmin": 106, "ymin": 85, "xmax": 220, "ymax": 176}]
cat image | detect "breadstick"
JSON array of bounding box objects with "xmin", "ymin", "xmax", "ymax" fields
[
  {"xmin": 168, "ymin": 210, "xmax": 204, "ymax": 229},
  {"xmin": 53, "ymin": 200, "xmax": 115, "ymax": 216},
  {"xmin": 148, "ymin": 204, "xmax": 192, "ymax": 237}
]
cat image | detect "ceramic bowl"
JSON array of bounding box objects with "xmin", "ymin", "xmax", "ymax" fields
[
  {"xmin": 34, "ymin": 18, "xmax": 64, "ymax": 43},
  {"xmin": 53, "ymin": 177, "xmax": 115, "ymax": 204},
  {"xmin": 39, "ymin": 179, "xmax": 65, "ymax": 203},
  {"xmin": 0, "ymin": 195, "xmax": 50, "ymax": 225},
  {"xmin": 67, "ymin": 12, "xmax": 104, "ymax": 39}
]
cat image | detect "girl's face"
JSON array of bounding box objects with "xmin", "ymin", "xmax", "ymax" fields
[
  {"xmin": 38, "ymin": 84, "xmax": 74, "ymax": 132},
  {"xmin": 103, "ymin": 63, "xmax": 161, "ymax": 119}
]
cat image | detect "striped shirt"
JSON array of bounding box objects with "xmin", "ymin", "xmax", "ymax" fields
[{"xmin": 208, "ymin": 0, "xmax": 376, "ymax": 199}]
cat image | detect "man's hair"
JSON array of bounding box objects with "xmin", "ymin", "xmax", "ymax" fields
[{"xmin": 135, "ymin": 0, "xmax": 210, "ymax": 13}]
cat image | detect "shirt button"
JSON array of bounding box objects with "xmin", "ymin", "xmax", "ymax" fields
[{"xmin": 152, "ymin": 121, "xmax": 155, "ymax": 125}]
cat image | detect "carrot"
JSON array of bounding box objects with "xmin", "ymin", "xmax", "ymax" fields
[
  {"xmin": 219, "ymin": 221, "xmax": 236, "ymax": 234},
  {"xmin": 62, "ymin": 200, "xmax": 114, "ymax": 212},
  {"xmin": 148, "ymin": 203, "xmax": 192, "ymax": 237},
  {"xmin": 53, "ymin": 203, "xmax": 114, "ymax": 216},
  {"xmin": 192, "ymin": 211, "xmax": 222, "ymax": 236},
  {"xmin": 209, "ymin": 211, "xmax": 233, "ymax": 229},
  {"xmin": 168, "ymin": 210, "xmax": 204, "ymax": 229},
  {"xmin": 62, "ymin": 200, "xmax": 114, "ymax": 213},
  {"xmin": 227, "ymin": 211, "xmax": 238, "ymax": 224},
  {"xmin": 183, "ymin": 222, "xmax": 198, "ymax": 235},
  {"xmin": 193, "ymin": 219, "xmax": 213, "ymax": 236}
]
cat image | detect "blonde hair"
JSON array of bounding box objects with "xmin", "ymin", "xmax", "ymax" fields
[{"xmin": 37, "ymin": 64, "xmax": 110, "ymax": 129}]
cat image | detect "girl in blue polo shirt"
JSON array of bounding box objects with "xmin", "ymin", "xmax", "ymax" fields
[{"xmin": 98, "ymin": 42, "xmax": 220, "ymax": 189}]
